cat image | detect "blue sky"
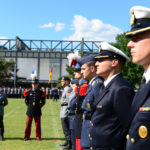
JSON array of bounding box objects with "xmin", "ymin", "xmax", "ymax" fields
[{"xmin": 0, "ymin": 0, "xmax": 150, "ymax": 43}]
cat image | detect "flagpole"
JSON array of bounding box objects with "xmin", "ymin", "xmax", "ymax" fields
[{"xmin": 14, "ymin": 64, "xmax": 16, "ymax": 88}]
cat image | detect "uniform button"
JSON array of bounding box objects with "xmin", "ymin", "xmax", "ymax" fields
[
  {"xmin": 126, "ymin": 134, "xmax": 130, "ymax": 140},
  {"xmin": 131, "ymin": 138, "xmax": 135, "ymax": 143},
  {"xmin": 88, "ymin": 134, "xmax": 90, "ymax": 137},
  {"xmin": 90, "ymin": 121, "xmax": 93, "ymax": 126},
  {"xmin": 90, "ymin": 147, "xmax": 92, "ymax": 150}
]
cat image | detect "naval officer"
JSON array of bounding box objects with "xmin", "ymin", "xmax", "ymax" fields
[
  {"xmin": 125, "ymin": 6, "xmax": 150, "ymax": 150},
  {"xmin": 90, "ymin": 42, "xmax": 135, "ymax": 150}
]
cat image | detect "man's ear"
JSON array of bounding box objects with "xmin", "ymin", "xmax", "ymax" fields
[
  {"xmin": 111, "ymin": 59, "xmax": 119, "ymax": 67},
  {"xmin": 90, "ymin": 65, "xmax": 95, "ymax": 73}
]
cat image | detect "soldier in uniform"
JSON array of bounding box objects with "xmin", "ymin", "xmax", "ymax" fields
[
  {"xmin": 59, "ymin": 76, "xmax": 72, "ymax": 150},
  {"xmin": 125, "ymin": 6, "xmax": 150, "ymax": 150},
  {"xmin": 79, "ymin": 55, "xmax": 103, "ymax": 150},
  {"xmin": 0, "ymin": 89, "xmax": 8, "ymax": 140},
  {"xmin": 68, "ymin": 78, "xmax": 79, "ymax": 150},
  {"xmin": 23, "ymin": 78, "xmax": 46, "ymax": 141},
  {"xmin": 74, "ymin": 61, "xmax": 88, "ymax": 150},
  {"xmin": 90, "ymin": 42, "xmax": 135, "ymax": 150}
]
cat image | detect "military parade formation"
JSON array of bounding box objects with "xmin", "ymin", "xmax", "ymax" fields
[{"xmin": 1, "ymin": 5, "xmax": 150, "ymax": 150}]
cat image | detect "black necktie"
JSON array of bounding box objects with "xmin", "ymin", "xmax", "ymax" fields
[
  {"xmin": 99, "ymin": 84, "xmax": 105, "ymax": 93},
  {"xmin": 138, "ymin": 77, "xmax": 146, "ymax": 92}
]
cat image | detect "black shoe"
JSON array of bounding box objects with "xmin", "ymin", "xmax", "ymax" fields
[
  {"xmin": 63, "ymin": 140, "xmax": 72, "ymax": 150},
  {"xmin": 0, "ymin": 137, "xmax": 4, "ymax": 141},
  {"xmin": 59, "ymin": 141, "xmax": 67, "ymax": 146}
]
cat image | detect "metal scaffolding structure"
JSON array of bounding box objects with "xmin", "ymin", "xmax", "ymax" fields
[
  {"xmin": 0, "ymin": 36, "xmax": 101, "ymax": 52},
  {"xmin": 0, "ymin": 37, "xmax": 101, "ymax": 84}
]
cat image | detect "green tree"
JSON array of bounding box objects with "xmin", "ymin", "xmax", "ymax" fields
[
  {"xmin": 111, "ymin": 33, "xmax": 143, "ymax": 88},
  {"xmin": 0, "ymin": 57, "xmax": 15, "ymax": 82}
]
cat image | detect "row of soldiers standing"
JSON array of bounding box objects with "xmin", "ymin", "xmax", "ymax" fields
[
  {"xmin": 59, "ymin": 5, "xmax": 150, "ymax": 149},
  {"xmin": 59, "ymin": 41, "xmax": 135, "ymax": 150},
  {"xmin": 0, "ymin": 86, "xmax": 62, "ymax": 100}
]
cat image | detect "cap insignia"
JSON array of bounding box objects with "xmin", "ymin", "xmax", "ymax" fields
[
  {"xmin": 99, "ymin": 45, "xmax": 102, "ymax": 52},
  {"xmin": 130, "ymin": 9, "xmax": 135, "ymax": 25}
]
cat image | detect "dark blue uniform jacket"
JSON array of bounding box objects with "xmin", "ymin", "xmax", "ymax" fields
[
  {"xmin": 126, "ymin": 80, "xmax": 150, "ymax": 150},
  {"xmin": 80, "ymin": 76, "xmax": 103, "ymax": 147},
  {"xmin": 90, "ymin": 74, "xmax": 135, "ymax": 149}
]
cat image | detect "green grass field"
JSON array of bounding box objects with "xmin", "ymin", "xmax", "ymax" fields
[{"xmin": 0, "ymin": 98, "xmax": 65, "ymax": 150}]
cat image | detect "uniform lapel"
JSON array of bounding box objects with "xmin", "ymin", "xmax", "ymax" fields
[
  {"xmin": 129, "ymin": 81, "xmax": 150, "ymax": 122},
  {"xmin": 94, "ymin": 74, "xmax": 121, "ymax": 106}
]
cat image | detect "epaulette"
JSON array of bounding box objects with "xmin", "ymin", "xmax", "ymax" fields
[
  {"xmin": 92, "ymin": 81, "xmax": 95, "ymax": 86},
  {"xmin": 23, "ymin": 89, "xmax": 30, "ymax": 97},
  {"xmin": 79, "ymin": 83, "xmax": 88, "ymax": 96}
]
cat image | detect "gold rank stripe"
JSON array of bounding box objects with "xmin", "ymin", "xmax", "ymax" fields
[
  {"xmin": 139, "ymin": 107, "xmax": 150, "ymax": 111},
  {"xmin": 126, "ymin": 26, "xmax": 150, "ymax": 37}
]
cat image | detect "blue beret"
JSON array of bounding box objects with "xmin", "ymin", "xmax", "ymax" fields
[
  {"xmin": 78, "ymin": 55, "xmax": 95, "ymax": 67},
  {"xmin": 61, "ymin": 76, "xmax": 70, "ymax": 81},
  {"xmin": 71, "ymin": 79, "xmax": 79, "ymax": 84},
  {"xmin": 74, "ymin": 63, "xmax": 81, "ymax": 71}
]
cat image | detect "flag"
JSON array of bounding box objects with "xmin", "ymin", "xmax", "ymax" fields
[{"xmin": 48, "ymin": 68, "xmax": 53, "ymax": 83}]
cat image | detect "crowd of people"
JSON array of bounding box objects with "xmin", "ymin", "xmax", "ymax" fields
[
  {"xmin": 1, "ymin": 5, "xmax": 150, "ymax": 150},
  {"xmin": 0, "ymin": 86, "xmax": 63, "ymax": 100}
]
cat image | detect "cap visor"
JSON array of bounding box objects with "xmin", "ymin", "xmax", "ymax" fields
[{"xmin": 126, "ymin": 26, "xmax": 150, "ymax": 38}]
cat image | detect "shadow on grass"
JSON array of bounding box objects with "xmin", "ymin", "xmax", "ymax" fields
[{"xmin": 4, "ymin": 137, "xmax": 65, "ymax": 141}]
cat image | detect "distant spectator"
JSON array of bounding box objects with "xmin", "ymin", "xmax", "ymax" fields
[
  {"xmin": 52, "ymin": 87, "xmax": 58, "ymax": 102},
  {"xmin": 0, "ymin": 88, "xmax": 8, "ymax": 141}
]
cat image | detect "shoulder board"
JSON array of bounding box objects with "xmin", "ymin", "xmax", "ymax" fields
[{"xmin": 92, "ymin": 81, "xmax": 96, "ymax": 86}]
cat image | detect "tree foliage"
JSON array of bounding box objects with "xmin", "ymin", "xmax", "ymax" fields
[
  {"xmin": 0, "ymin": 57, "xmax": 15, "ymax": 82},
  {"xmin": 111, "ymin": 33, "xmax": 143, "ymax": 88}
]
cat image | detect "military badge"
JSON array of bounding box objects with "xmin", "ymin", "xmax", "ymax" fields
[
  {"xmin": 97, "ymin": 105, "xmax": 102, "ymax": 109},
  {"xmin": 138, "ymin": 125, "xmax": 148, "ymax": 138}
]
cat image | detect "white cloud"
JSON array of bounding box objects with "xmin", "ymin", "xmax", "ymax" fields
[
  {"xmin": 55, "ymin": 23, "xmax": 65, "ymax": 31},
  {"xmin": 40, "ymin": 22, "xmax": 54, "ymax": 28},
  {"xmin": 0, "ymin": 36, "xmax": 8, "ymax": 45},
  {"xmin": 64, "ymin": 15, "xmax": 123, "ymax": 42}
]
